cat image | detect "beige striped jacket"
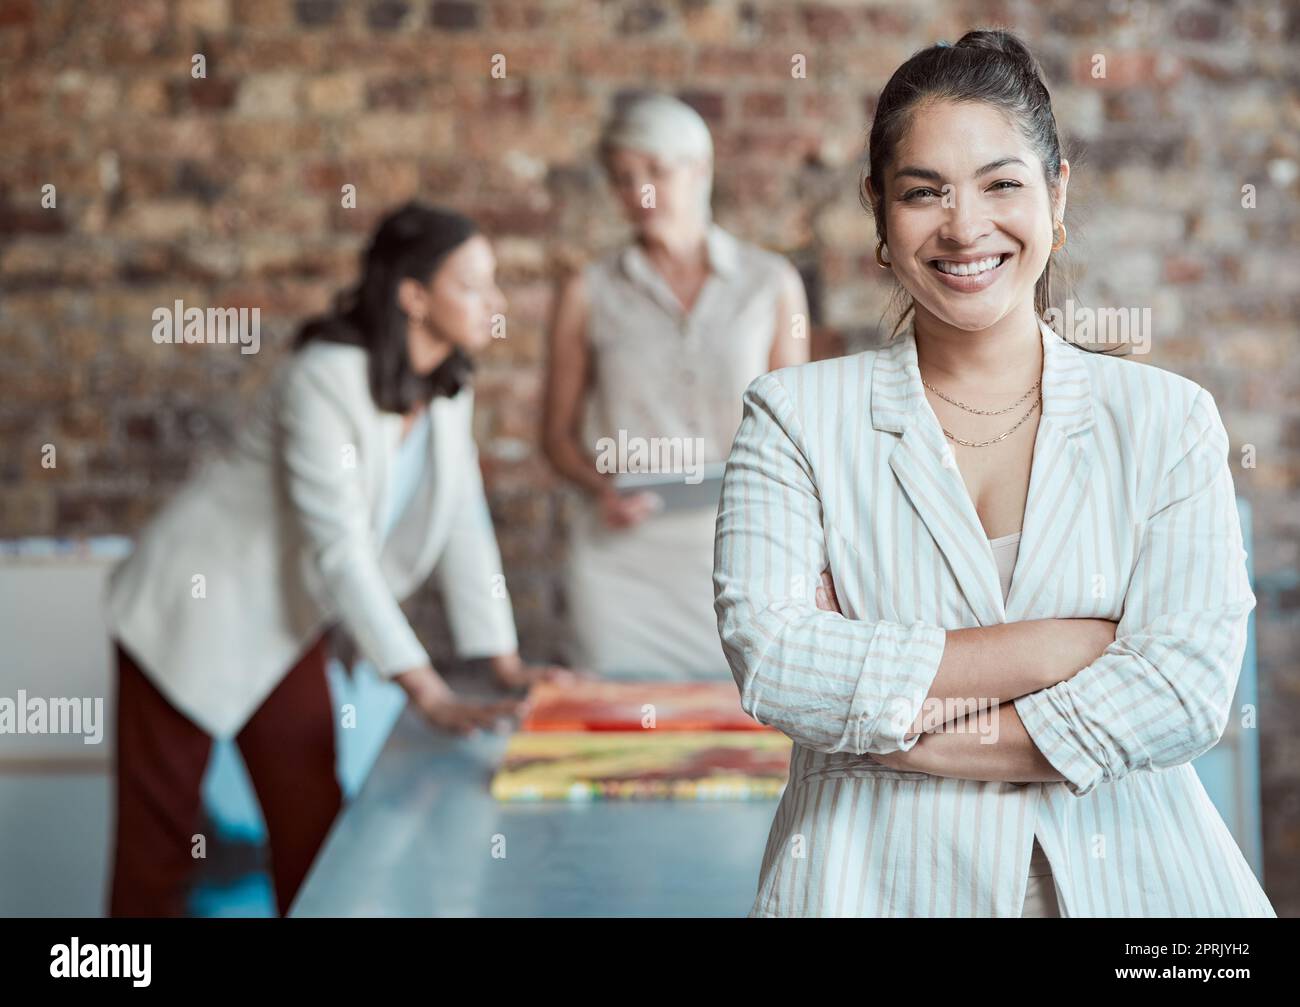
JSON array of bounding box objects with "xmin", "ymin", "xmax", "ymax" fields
[{"xmin": 713, "ymin": 317, "xmax": 1275, "ymax": 917}]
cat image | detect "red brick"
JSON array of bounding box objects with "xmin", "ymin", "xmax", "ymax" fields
[
  {"xmin": 0, "ymin": 0, "xmax": 36, "ymax": 27},
  {"xmin": 743, "ymin": 91, "xmax": 787, "ymax": 119}
]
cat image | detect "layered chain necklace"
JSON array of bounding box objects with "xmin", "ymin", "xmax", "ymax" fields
[{"xmin": 921, "ymin": 375, "xmax": 1042, "ymax": 448}]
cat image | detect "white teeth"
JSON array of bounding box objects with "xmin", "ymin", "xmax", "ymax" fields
[{"xmin": 935, "ymin": 255, "xmax": 1004, "ymax": 276}]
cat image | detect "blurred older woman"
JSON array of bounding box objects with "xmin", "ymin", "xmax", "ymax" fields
[{"xmin": 544, "ymin": 93, "xmax": 810, "ymax": 680}]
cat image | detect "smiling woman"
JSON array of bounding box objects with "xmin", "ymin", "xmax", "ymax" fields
[{"xmin": 713, "ymin": 28, "xmax": 1275, "ymax": 918}]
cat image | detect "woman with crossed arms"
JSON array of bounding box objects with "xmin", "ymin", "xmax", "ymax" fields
[{"xmin": 714, "ymin": 31, "xmax": 1275, "ymax": 917}]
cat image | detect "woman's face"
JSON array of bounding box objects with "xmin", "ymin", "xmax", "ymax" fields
[
  {"xmin": 604, "ymin": 146, "xmax": 708, "ymax": 238},
  {"xmin": 878, "ymin": 98, "xmax": 1069, "ymax": 332},
  {"xmin": 401, "ymin": 233, "xmax": 504, "ymax": 373}
]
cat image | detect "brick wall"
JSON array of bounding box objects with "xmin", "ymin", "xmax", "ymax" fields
[{"xmin": 1, "ymin": 0, "xmax": 1296, "ymax": 910}]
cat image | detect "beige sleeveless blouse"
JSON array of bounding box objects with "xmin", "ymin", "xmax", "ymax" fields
[
  {"xmin": 566, "ymin": 223, "xmax": 788, "ymax": 679},
  {"xmin": 579, "ymin": 222, "xmax": 789, "ymax": 464}
]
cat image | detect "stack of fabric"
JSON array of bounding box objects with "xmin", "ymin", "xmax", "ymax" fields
[{"xmin": 490, "ymin": 680, "xmax": 791, "ymax": 801}]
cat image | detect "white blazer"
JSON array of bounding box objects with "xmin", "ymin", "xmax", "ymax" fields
[
  {"xmin": 105, "ymin": 342, "xmax": 518, "ymax": 738},
  {"xmin": 714, "ymin": 317, "xmax": 1276, "ymax": 917}
]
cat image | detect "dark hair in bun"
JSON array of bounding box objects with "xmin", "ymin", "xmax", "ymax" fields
[{"xmin": 861, "ymin": 29, "xmax": 1067, "ymax": 334}]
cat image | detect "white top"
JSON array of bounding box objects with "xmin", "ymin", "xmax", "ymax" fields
[
  {"xmin": 380, "ymin": 409, "xmax": 432, "ymax": 542},
  {"xmin": 988, "ymin": 530, "xmax": 1021, "ymax": 606}
]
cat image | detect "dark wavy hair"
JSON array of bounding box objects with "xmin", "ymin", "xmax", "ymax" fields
[
  {"xmin": 296, "ymin": 201, "xmax": 479, "ymax": 412},
  {"xmin": 861, "ymin": 29, "xmax": 1073, "ymax": 342}
]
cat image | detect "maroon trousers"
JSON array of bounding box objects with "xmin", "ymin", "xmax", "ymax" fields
[{"xmin": 108, "ymin": 633, "xmax": 342, "ymax": 917}]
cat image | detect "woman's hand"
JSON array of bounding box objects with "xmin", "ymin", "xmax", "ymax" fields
[
  {"xmin": 413, "ymin": 691, "xmax": 520, "ymax": 738},
  {"xmin": 872, "ymin": 703, "xmax": 1066, "ymax": 786},
  {"xmin": 814, "ymin": 568, "xmax": 841, "ymax": 614},
  {"xmin": 489, "ymin": 653, "xmax": 590, "ymax": 691},
  {"xmin": 598, "ymin": 487, "xmax": 662, "ymax": 529},
  {"xmin": 419, "ymin": 693, "xmax": 528, "ymax": 736},
  {"xmin": 395, "ymin": 664, "xmax": 527, "ymax": 737},
  {"xmin": 867, "ymin": 747, "xmax": 920, "ymax": 772}
]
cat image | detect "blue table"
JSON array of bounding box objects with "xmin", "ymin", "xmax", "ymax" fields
[{"xmin": 290, "ymin": 705, "xmax": 776, "ymax": 917}]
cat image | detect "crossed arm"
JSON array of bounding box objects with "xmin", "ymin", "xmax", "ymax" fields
[
  {"xmin": 881, "ymin": 703, "xmax": 1062, "ymax": 785},
  {"xmin": 716, "ymin": 375, "xmax": 1255, "ymax": 797},
  {"xmin": 814, "ymin": 569, "xmax": 1113, "ymax": 784}
]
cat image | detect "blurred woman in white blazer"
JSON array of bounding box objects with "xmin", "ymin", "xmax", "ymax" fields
[
  {"xmin": 714, "ymin": 31, "xmax": 1275, "ymax": 917},
  {"xmin": 104, "ymin": 202, "xmax": 569, "ymax": 917}
]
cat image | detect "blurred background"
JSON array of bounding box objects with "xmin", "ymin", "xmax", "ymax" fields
[{"xmin": 0, "ymin": 0, "xmax": 1296, "ymax": 916}]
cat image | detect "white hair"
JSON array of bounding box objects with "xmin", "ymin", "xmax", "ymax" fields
[{"xmin": 597, "ymin": 92, "xmax": 714, "ymax": 222}]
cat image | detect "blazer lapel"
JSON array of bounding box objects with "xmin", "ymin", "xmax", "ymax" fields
[
  {"xmin": 873, "ymin": 327, "xmax": 1006, "ymax": 627},
  {"xmin": 871, "ymin": 318, "xmax": 1096, "ymax": 627}
]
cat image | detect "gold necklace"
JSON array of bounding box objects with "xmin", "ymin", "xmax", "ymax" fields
[
  {"xmin": 936, "ymin": 395, "xmax": 1041, "ymax": 447},
  {"xmin": 918, "ymin": 333, "xmax": 1044, "ymax": 447},
  {"xmin": 921, "ymin": 376, "xmax": 1041, "ymax": 415}
]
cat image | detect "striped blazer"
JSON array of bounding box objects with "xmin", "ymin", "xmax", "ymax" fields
[{"xmin": 713, "ymin": 317, "xmax": 1275, "ymax": 917}]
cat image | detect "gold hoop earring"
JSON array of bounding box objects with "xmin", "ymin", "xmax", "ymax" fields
[
  {"xmin": 1051, "ymin": 220, "xmax": 1067, "ymax": 252},
  {"xmin": 875, "ymin": 240, "xmax": 891, "ymax": 269}
]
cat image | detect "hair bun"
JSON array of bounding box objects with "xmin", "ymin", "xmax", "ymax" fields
[{"xmin": 954, "ymin": 28, "xmax": 1044, "ymax": 78}]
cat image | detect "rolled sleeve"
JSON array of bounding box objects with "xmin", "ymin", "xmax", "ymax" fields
[
  {"xmin": 1014, "ymin": 387, "xmax": 1255, "ymax": 797},
  {"xmin": 714, "ymin": 373, "xmax": 948, "ymax": 756}
]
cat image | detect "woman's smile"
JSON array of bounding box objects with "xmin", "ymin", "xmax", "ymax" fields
[{"xmin": 926, "ymin": 251, "xmax": 1016, "ymax": 293}]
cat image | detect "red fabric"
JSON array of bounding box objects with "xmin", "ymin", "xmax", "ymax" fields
[{"xmin": 108, "ymin": 633, "xmax": 342, "ymax": 917}]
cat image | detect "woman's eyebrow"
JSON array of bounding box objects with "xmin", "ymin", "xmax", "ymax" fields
[
  {"xmin": 974, "ymin": 156, "xmax": 1027, "ymax": 175},
  {"xmin": 893, "ymin": 156, "xmax": 1028, "ymax": 183}
]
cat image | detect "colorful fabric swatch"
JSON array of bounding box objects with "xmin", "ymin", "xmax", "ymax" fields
[
  {"xmin": 490, "ymin": 730, "xmax": 792, "ymax": 802},
  {"xmin": 520, "ymin": 679, "xmax": 768, "ymax": 732}
]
